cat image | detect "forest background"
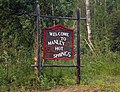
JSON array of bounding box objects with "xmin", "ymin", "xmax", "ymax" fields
[{"xmin": 0, "ymin": 0, "xmax": 120, "ymax": 91}]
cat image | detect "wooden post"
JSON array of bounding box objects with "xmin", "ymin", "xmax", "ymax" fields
[
  {"xmin": 76, "ymin": 8, "xmax": 81, "ymax": 84},
  {"xmin": 36, "ymin": 1, "xmax": 41, "ymax": 77}
]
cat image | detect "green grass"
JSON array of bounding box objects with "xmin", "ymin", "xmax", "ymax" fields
[
  {"xmin": 39, "ymin": 51, "xmax": 120, "ymax": 90},
  {"xmin": 0, "ymin": 51, "xmax": 120, "ymax": 91}
]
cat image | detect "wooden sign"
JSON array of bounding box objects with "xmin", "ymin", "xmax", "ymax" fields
[{"xmin": 43, "ymin": 24, "xmax": 74, "ymax": 60}]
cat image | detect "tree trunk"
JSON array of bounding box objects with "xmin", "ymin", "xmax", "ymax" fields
[
  {"xmin": 86, "ymin": 0, "xmax": 91, "ymax": 40},
  {"xmin": 104, "ymin": 0, "xmax": 107, "ymax": 11},
  {"xmin": 86, "ymin": 0, "xmax": 94, "ymax": 52},
  {"xmin": 94, "ymin": 0, "xmax": 96, "ymax": 28}
]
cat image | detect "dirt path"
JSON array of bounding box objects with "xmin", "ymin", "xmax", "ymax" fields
[
  {"xmin": 40, "ymin": 83, "xmax": 120, "ymax": 92},
  {"xmin": 41, "ymin": 86, "xmax": 105, "ymax": 92}
]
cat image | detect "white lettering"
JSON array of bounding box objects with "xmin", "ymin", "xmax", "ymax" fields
[
  {"xmin": 53, "ymin": 51, "xmax": 71, "ymax": 58},
  {"xmin": 55, "ymin": 47, "xmax": 63, "ymax": 51},
  {"xmin": 49, "ymin": 32, "xmax": 53, "ymax": 36},
  {"xmin": 47, "ymin": 40, "xmax": 65, "ymax": 45},
  {"xmin": 48, "ymin": 41, "xmax": 52, "ymax": 45},
  {"xmin": 53, "ymin": 54, "xmax": 57, "ymax": 58},
  {"xmin": 49, "ymin": 32, "xmax": 69, "ymax": 37},
  {"xmin": 58, "ymin": 32, "xmax": 61, "ymax": 36},
  {"xmin": 60, "ymin": 37, "xmax": 66, "ymax": 41}
]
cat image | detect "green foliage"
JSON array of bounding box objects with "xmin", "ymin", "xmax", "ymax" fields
[
  {"xmin": 108, "ymin": 10, "xmax": 120, "ymax": 52},
  {"xmin": 0, "ymin": 0, "xmax": 120, "ymax": 91}
]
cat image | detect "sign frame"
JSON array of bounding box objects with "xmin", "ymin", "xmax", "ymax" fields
[
  {"xmin": 43, "ymin": 24, "xmax": 74, "ymax": 60},
  {"xmin": 31, "ymin": 1, "xmax": 86, "ymax": 84}
]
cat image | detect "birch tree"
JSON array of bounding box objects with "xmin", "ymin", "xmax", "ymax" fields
[{"xmin": 86, "ymin": 0, "xmax": 94, "ymax": 53}]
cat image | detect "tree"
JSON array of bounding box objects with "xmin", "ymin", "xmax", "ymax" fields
[{"xmin": 86, "ymin": 0, "xmax": 95, "ymax": 53}]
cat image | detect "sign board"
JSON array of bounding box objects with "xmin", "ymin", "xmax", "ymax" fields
[{"xmin": 43, "ymin": 24, "xmax": 74, "ymax": 60}]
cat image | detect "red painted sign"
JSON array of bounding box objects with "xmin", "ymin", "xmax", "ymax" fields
[{"xmin": 43, "ymin": 24, "xmax": 74, "ymax": 60}]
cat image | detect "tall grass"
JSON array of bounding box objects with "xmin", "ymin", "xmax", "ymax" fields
[
  {"xmin": 0, "ymin": 51, "xmax": 120, "ymax": 91},
  {"xmin": 40, "ymin": 51, "xmax": 120, "ymax": 90},
  {"xmin": 81, "ymin": 52, "xmax": 120, "ymax": 85}
]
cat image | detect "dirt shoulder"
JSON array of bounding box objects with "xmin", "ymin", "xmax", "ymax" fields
[
  {"xmin": 41, "ymin": 86, "xmax": 104, "ymax": 92},
  {"xmin": 41, "ymin": 83, "xmax": 120, "ymax": 92}
]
